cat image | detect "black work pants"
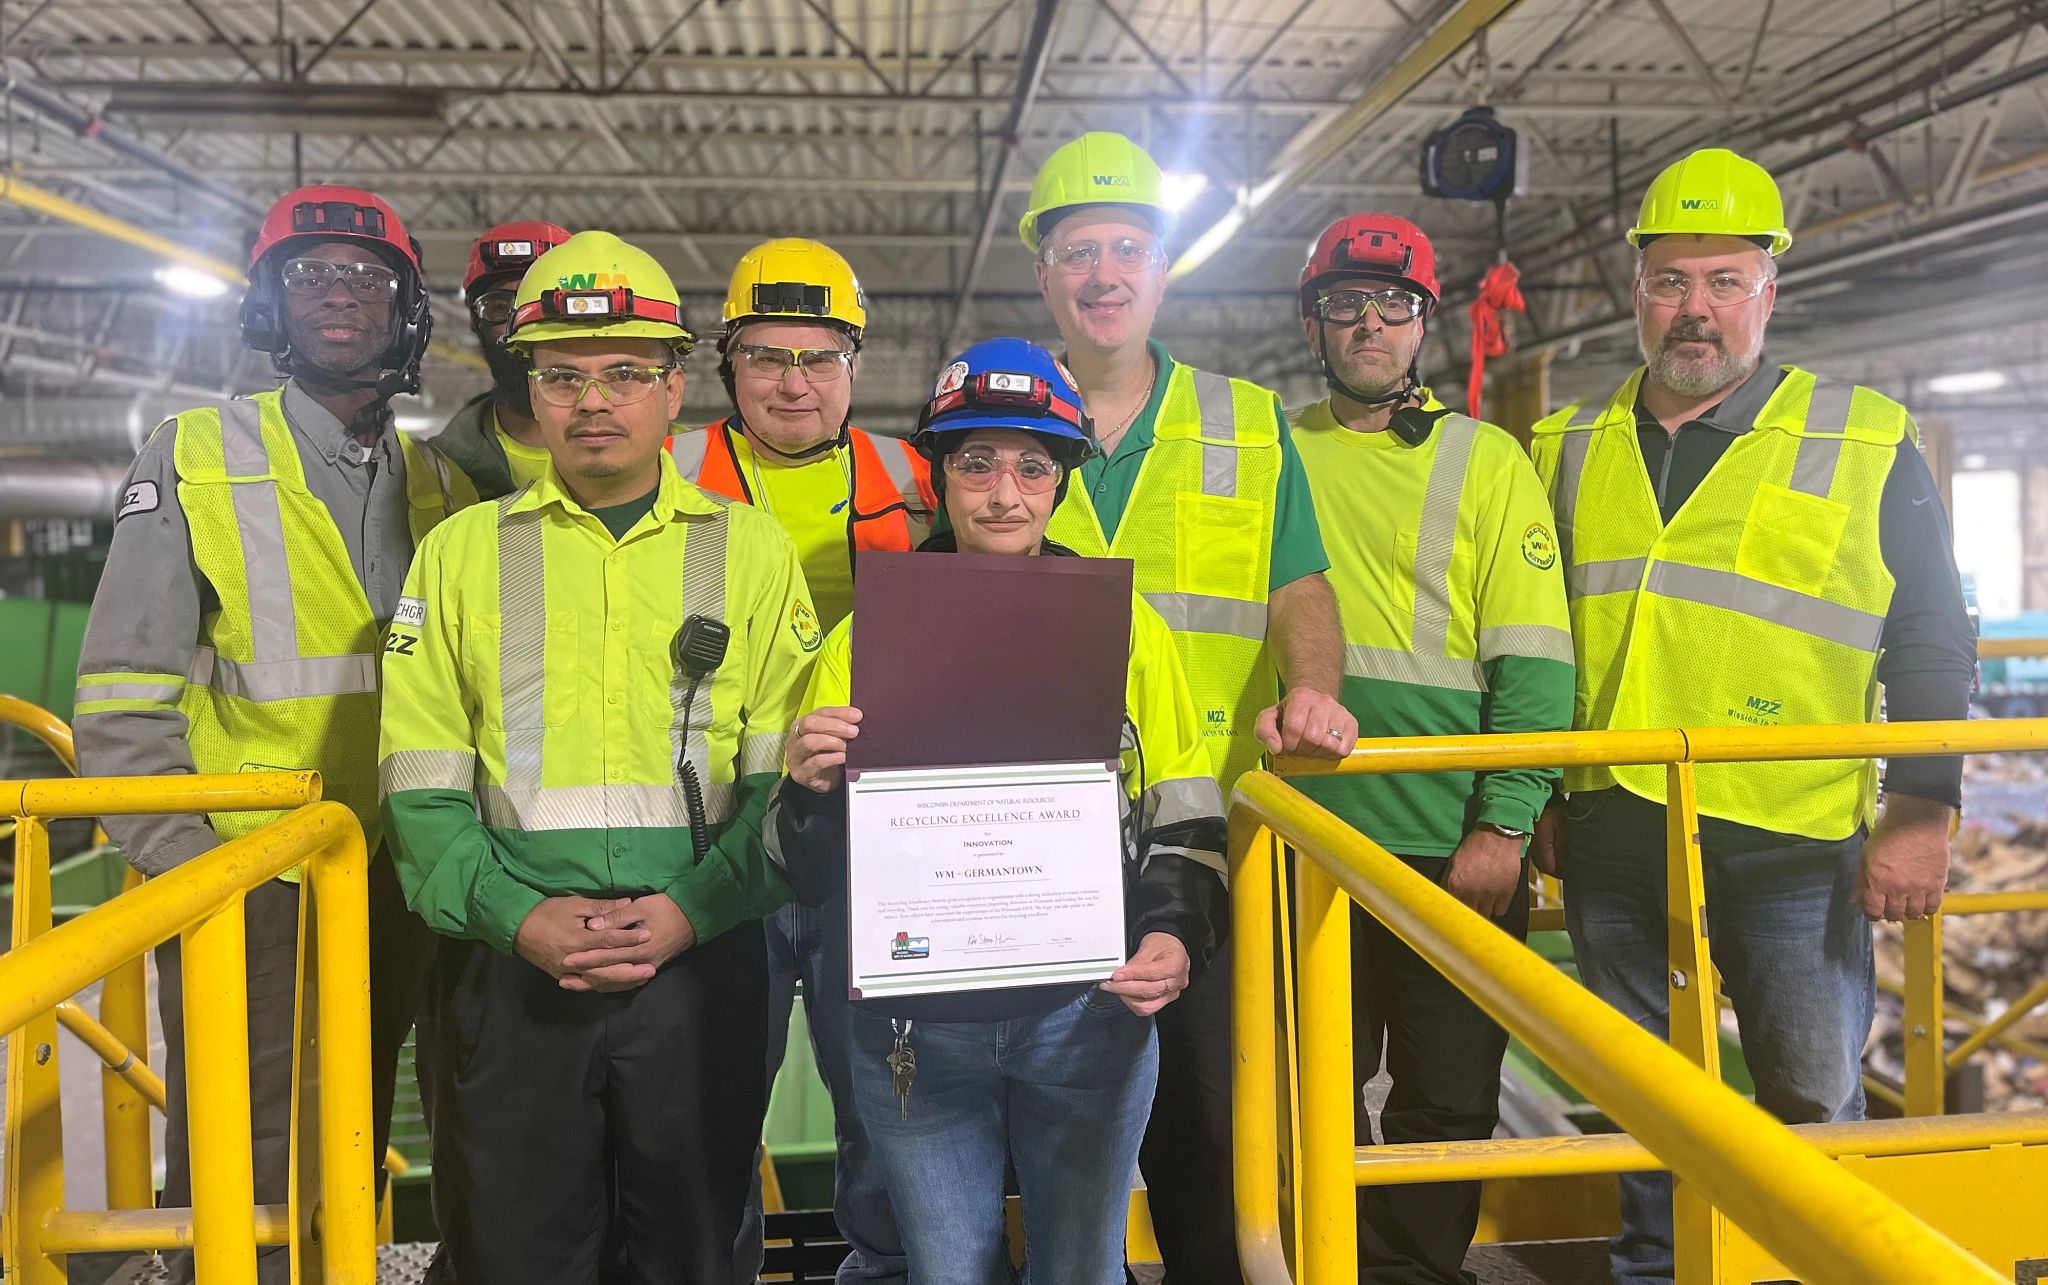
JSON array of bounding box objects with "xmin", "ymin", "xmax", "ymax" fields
[
  {"xmin": 1353, "ymin": 854, "xmax": 1529, "ymax": 1285},
  {"xmin": 1139, "ymin": 939, "xmax": 1243, "ymax": 1285},
  {"xmin": 428, "ymin": 917, "xmax": 770, "ymax": 1285},
  {"xmin": 156, "ymin": 850, "xmax": 435, "ymax": 1285}
]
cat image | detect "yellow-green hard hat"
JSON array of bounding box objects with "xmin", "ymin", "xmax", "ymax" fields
[
  {"xmin": 1627, "ymin": 147, "xmax": 1792, "ymax": 257},
  {"xmin": 507, "ymin": 230, "xmax": 695, "ymax": 352},
  {"xmin": 1019, "ymin": 131, "xmax": 1170, "ymax": 253}
]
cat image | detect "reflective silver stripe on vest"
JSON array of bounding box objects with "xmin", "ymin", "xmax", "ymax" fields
[
  {"xmin": 1144, "ymin": 591, "xmax": 1264, "ymax": 642},
  {"xmin": 73, "ymin": 678, "xmax": 186, "ymax": 706},
  {"xmin": 871, "ymin": 438, "xmax": 927, "ymax": 511},
  {"xmin": 478, "ymin": 780, "xmax": 737, "ymax": 832},
  {"xmin": 416, "ymin": 439, "xmax": 456, "ymax": 514},
  {"xmin": 1788, "ymin": 378, "xmax": 1855, "ymax": 498},
  {"xmin": 1191, "ymin": 370, "xmax": 1238, "ymax": 499},
  {"xmin": 1568, "ymin": 557, "xmax": 1649, "ymax": 598},
  {"xmin": 1142, "ymin": 773, "xmax": 1225, "ymax": 833},
  {"xmin": 188, "ymin": 646, "xmax": 378, "ymax": 701},
  {"xmin": 1552, "ymin": 428, "xmax": 1594, "ymax": 573},
  {"xmin": 222, "ymin": 400, "xmax": 298, "ymax": 663},
  {"xmin": 1412, "ymin": 416, "xmax": 1478, "ymax": 656},
  {"xmin": 379, "ymin": 748, "xmax": 477, "ymax": 797},
  {"xmin": 1344, "ymin": 643, "xmax": 1486, "ymax": 693},
  {"xmin": 1476, "ymin": 623, "xmax": 1574, "ymax": 665},
  {"xmin": 742, "ymin": 731, "xmax": 786, "ymax": 779},
  {"xmin": 670, "ymin": 430, "xmax": 711, "ymax": 478},
  {"xmin": 496, "ymin": 512, "xmax": 549, "ymax": 793},
  {"xmin": 1644, "ymin": 562, "xmax": 1884, "ymax": 652},
  {"xmin": 671, "ymin": 510, "xmax": 730, "ymax": 803}
]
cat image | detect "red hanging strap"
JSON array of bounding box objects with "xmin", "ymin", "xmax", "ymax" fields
[{"xmin": 1466, "ymin": 261, "xmax": 1525, "ymax": 421}]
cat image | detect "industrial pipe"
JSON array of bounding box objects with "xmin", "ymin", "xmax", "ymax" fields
[{"xmin": 0, "ymin": 458, "xmax": 128, "ymax": 520}]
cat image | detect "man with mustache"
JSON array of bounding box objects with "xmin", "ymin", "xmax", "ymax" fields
[
  {"xmin": 1023, "ymin": 130, "xmax": 1355, "ymax": 1285},
  {"xmin": 1528, "ymin": 149, "xmax": 1975, "ymax": 1284},
  {"xmin": 381, "ymin": 230, "xmax": 816, "ymax": 1281},
  {"xmin": 416, "ymin": 221, "xmax": 573, "ymax": 498},
  {"xmin": 73, "ymin": 185, "xmax": 474, "ymax": 1283},
  {"xmin": 1286, "ymin": 214, "xmax": 1572, "ymax": 1284}
]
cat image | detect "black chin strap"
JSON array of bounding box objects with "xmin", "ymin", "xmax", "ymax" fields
[
  {"xmin": 735, "ymin": 412, "xmax": 849, "ymax": 464},
  {"xmin": 286, "ymin": 354, "xmax": 413, "ymax": 437},
  {"xmin": 1316, "ymin": 315, "xmax": 1419, "ymax": 409}
]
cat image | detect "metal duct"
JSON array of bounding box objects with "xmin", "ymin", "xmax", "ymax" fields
[{"xmin": 0, "ymin": 457, "xmax": 128, "ymax": 520}]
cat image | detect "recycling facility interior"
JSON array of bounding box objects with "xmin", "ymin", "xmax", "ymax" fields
[{"xmin": 1, "ymin": 0, "xmax": 2047, "ymax": 1114}]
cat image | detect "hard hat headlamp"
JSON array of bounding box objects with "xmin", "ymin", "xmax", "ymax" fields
[
  {"xmin": 289, "ymin": 199, "xmax": 388, "ymax": 241},
  {"xmin": 1339, "ymin": 230, "xmax": 1415, "ymax": 276},
  {"xmin": 926, "ymin": 371, "xmax": 1084, "ymax": 429},
  {"xmin": 481, "ymin": 239, "xmax": 538, "ymax": 271},
  {"xmin": 513, "ymin": 286, "xmax": 684, "ymax": 330},
  {"xmin": 750, "ymin": 280, "xmax": 832, "ymax": 317}
]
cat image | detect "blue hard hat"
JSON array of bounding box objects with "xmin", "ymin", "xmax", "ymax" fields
[{"xmin": 914, "ymin": 337, "xmax": 1097, "ymax": 458}]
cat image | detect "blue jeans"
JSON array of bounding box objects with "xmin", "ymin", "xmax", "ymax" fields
[
  {"xmin": 848, "ymin": 990, "xmax": 1159, "ymax": 1285},
  {"xmin": 735, "ymin": 900, "xmax": 907, "ymax": 1284},
  {"xmin": 1563, "ymin": 788, "xmax": 1873, "ymax": 1285}
]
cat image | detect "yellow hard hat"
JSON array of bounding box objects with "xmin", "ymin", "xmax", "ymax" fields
[
  {"xmin": 1019, "ymin": 131, "xmax": 1170, "ymax": 253},
  {"xmin": 506, "ymin": 230, "xmax": 695, "ymax": 353},
  {"xmin": 720, "ymin": 238, "xmax": 867, "ymax": 344},
  {"xmin": 1627, "ymin": 147, "xmax": 1793, "ymax": 257}
]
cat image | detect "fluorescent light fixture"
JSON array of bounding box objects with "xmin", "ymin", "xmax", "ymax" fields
[
  {"xmin": 1159, "ymin": 171, "xmax": 1209, "ymax": 213},
  {"xmin": 1926, "ymin": 369, "xmax": 2007, "ymax": 395},
  {"xmin": 1961, "ymin": 453, "xmax": 1989, "ymax": 470},
  {"xmin": 154, "ymin": 264, "xmax": 231, "ymax": 300}
]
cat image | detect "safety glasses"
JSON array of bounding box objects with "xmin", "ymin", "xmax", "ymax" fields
[
  {"xmin": 1314, "ymin": 288, "xmax": 1424, "ymax": 326},
  {"xmin": 281, "ymin": 258, "xmax": 400, "ymax": 301},
  {"xmin": 529, "ymin": 364, "xmax": 677, "ymax": 408},
  {"xmin": 943, "ymin": 448, "xmax": 1064, "ymax": 494}
]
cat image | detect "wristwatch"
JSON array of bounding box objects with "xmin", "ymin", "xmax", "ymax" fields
[{"xmin": 1480, "ymin": 822, "xmax": 1529, "ymax": 839}]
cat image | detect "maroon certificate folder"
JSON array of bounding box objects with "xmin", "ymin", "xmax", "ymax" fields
[{"xmin": 846, "ymin": 551, "xmax": 1134, "ymax": 771}]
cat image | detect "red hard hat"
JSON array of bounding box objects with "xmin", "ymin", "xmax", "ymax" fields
[
  {"xmin": 1300, "ymin": 214, "xmax": 1439, "ymax": 317},
  {"xmin": 249, "ymin": 185, "xmax": 420, "ymax": 275},
  {"xmin": 463, "ymin": 219, "xmax": 573, "ymax": 299}
]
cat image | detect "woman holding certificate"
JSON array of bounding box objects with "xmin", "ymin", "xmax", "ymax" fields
[{"xmin": 769, "ymin": 337, "xmax": 1229, "ymax": 1285}]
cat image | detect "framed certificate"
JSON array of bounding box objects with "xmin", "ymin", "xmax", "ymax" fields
[{"xmin": 845, "ymin": 760, "xmax": 1126, "ymax": 998}]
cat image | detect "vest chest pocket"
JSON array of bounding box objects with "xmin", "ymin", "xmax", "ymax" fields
[
  {"xmin": 1734, "ymin": 483, "xmax": 1850, "ymax": 597},
  {"xmin": 468, "ymin": 612, "xmax": 580, "ymax": 730},
  {"xmin": 1174, "ymin": 492, "xmax": 1266, "ymax": 602}
]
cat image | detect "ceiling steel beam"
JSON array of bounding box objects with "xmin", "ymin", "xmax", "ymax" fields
[
  {"xmin": 1169, "ymin": 0, "xmax": 1526, "ymax": 281},
  {"xmin": 947, "ymin": 0, "xmax": 1067, "ymax": 347}
]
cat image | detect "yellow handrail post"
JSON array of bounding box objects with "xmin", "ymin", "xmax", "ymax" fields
[
  {"xmin": 183, "ymin": 892, "xmax": 261, "ymax": 1285},
  {"xmin": 308, "ymin": 826, "xmax": 377, "ymax": 1283},
  {"xmin": 1294, "ymin": 850, "xmax": 1355, "ymax": 1281},
  {"xmin": 1946, "ymin": 971, "xmax": 2048, "ymax": 1070},
  {"xmin": 1228, "ymin": 813, "xmax": 1291, "ymax": 1285},
  {"xmin": 1902, "ymin": 913, "xmax": 1946, "ymax": 1117},
  {"xmin": 101, "ymin": 868, "xmax": 154, "ymax": 1211},
  {"xmin": 1664, "ymin": 762, "xmax": 1729, "ymax": 1283},
  {"xmin": 3, "ymin": 813, "xmax": 68, "ymax": 1285}
]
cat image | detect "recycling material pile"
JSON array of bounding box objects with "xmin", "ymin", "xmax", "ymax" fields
[{"xmin": 1870, "ymin": 753, "xmax": 2048, "ymax": 1110}]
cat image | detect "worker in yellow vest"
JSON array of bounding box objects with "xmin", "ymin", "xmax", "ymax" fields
[
  {"xmin": 73, "ymin": 184, "xmax": 475, "ymax": 1285},
  {"xmin": 1021, "ymin": 130, "xmax": 1354, "ymax": 1285},
  {"xmin": 1288, "ymin": 213, "xmax": 1573, "ymax": 1283},
  {"xmin": 380, "ymin": 231, "xmax": 817, "ymax": 1282},
  {"xmin": 671, "ymin": 238, "xmax": 915, "ymax": 1282},
  {"xmin": 1527, "ymin": 149, "xmax": 1976, "ymax": 1284},
  {"xmin": 415, "ymin": 219, "xmax": 574, "ymax": 497}
]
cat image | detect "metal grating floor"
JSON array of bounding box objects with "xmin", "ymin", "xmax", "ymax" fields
[
  {"xmin": 100, "ymin": 1243, "xmax": 438, "ymax": 1285},
  {"xmin": 1466, "ymin": 1239, "xmax": 1614, "ymax": 1284}
]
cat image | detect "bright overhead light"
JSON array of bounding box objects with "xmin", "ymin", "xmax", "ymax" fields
[
  {"xmin": 1159, "ymin": 171, "xmax": 1209, "ymax": 213},
  {"xmin": 1926, "ymin": 369, "xmax": 2007, "ymax": 395},
  {"xmin": 153, "ymin": 264, "xmax": 231, "ymax": 300},
  {"xmin": 394, "ymin": 415, "xmax": 437, "ymax": 433}
]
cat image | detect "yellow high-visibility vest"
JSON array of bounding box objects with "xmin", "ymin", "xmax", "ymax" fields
[
  {"xmin": 169, "ymin": 388, "xmax": 474, "ymax": 852},
  {"xmin": 1529, "ymin": 365, "xmax": 1913, "ymax": 839},
  {"xmin": 1047, "ymin": 359, "xmax": 1281, "ymax": 789}
]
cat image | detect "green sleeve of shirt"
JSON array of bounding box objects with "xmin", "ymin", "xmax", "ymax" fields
[
  {"xmin": 1269, "ymin": 401, "xmax": 1332, "ymax": 590},
  {"xmin": 1470, "ymin": 438, "xmax": 1576, "ymax": 832},
  {"xmin": 383, "ymin": 790, "xmax": 547, "ymax": 955}
]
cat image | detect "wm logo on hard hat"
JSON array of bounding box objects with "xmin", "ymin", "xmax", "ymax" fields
[
  {"xmin": 1678, "ymin": 198, "xmax": 1721, "ymax": 211},
  {"xmin": 1093, "ymin": 174, "xmax": 1133, "ymax": 186},
  {"xmin": 558, "ymin": 271, "xmax": 630, "ymax": 290}
]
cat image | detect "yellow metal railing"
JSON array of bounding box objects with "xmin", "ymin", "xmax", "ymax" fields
[
  {"xmin": 1, "ymin": 775, "xmax": 376, "ymax": 1285},
  {"xmin": 1238, "ymin": 717, "xmax": 2048, "ymax": 1283},
  {"xmin": 1976, "ymin": 636, "xmax": 2048, "ymax": 659}
]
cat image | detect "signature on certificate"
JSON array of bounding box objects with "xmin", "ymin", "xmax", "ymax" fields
[{"xmin": 965, "ymin": 931, "xmax": 1015, "ymax": 948}]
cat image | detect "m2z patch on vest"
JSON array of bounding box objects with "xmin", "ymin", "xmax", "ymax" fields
[
  {"xmin": 1520, "ymin": 523, "xmax": 1558, "ymax": 571},
  {"xmin": 393, "ymin": 597, "xmax": 427, "ymax": 628},
  {"xmin": 116, "ymin": 480, "xmax": 160, "ymax": 519},
  {"xmin": 384, "ymin": 632, "xmax": 418, "ymax": 657},
  {"xmin": 790, "ymin": 600, "xmax": 823, "ymax": 652}
]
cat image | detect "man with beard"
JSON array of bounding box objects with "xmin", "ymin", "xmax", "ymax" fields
[
  {"xmin": 416, "ymin": 220, "xmax": 573, "ymax": 497},
  {"xmin": 1527, "ymin": 149, "xmax": 1975, "ymax": 1284},
  {"xmin": 73, "ymin": 185, "xmax": 474, "ymax": 1283},
  {"xmin": 1023, "ymin": 130, "xmax": 1355, "ymax": 1285},
  {"xmin": 669, "ymin": 239, "xmax": 922, "ymax": 1282},
  {"xmin": 1285, "ymin": 214, "xmax": 1572, "ymax": 1284}
]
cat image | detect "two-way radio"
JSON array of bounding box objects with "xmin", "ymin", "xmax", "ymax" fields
[{"xmin": 671, "ymin": 614, "xmax": 732, "ymax": 862}]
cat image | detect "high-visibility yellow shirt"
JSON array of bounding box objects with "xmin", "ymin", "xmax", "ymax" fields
[
  {"xmin": 491, "ymin": 410, "xmax": 552, "ymax": 491},
  {"xmin": 1286, "ymin": 395, "xmax": 1573, "ymax": 856},
  {"xmin": 722, "ymin": 429, "xmax": 863, "ymax": 630},
  {"xmin": 378, "ymin": 451, "xmax": 821, "ymax": 952}
]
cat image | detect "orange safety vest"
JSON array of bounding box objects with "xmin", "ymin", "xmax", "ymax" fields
[{"xmin": 670, "ymin": 419, "xmax": 936, "ymax": 551}]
